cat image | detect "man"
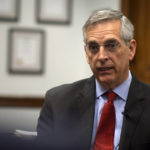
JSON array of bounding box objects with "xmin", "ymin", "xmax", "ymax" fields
[{"xmin": 37, "ymin": 9, "xmax": 150, "ymax": 150}]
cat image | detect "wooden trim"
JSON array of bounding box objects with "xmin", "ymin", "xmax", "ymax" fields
[
  {"xmin": 121, "ymin": 0, "xmax": 130, "ymax": 17},
  {"xmin": 0, "ymin": 97, "xmax": 44, "ymax": 107}
]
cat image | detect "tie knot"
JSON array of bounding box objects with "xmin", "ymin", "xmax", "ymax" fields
[{"xmin": 107, "ymin": 91, "xmax": 117, "ymax": 103}]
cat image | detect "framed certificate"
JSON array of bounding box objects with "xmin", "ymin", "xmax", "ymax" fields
[
  {"xmin": 0, "ymin": 0, "xmax": 20, "ymax": 21},
  {"xmin": 36, "ymin": 0, "xmax": 72, "ymax": 24},
  {"xmin": 8, "ymin": 28, "xmax": 45, "ymax": 74}
]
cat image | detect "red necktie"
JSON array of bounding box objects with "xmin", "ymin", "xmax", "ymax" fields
[{"xmin": 94, "ymin": 91, "xmax": 117, "ymax": 150}]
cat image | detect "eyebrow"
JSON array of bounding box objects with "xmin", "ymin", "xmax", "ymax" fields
[
  {"xmin": 104, "ymin": 38, "xmax": 119, "ymax": 44},
  {"xmin": 86, "ymin": 40, "xmax": 98, "ymax": 44},
  {"xmin": 87, "ymin": 38, "xmax": 119, "ymax": 45}
]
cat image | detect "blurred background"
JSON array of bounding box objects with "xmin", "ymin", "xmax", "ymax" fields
[{"xmin": 0, "ymin": 0, "xmax": 149, "ymax": 133}]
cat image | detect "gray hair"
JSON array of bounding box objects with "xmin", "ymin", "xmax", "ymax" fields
[{"xmin": 82, "ymin": 9, "xmax": 134, "ymax": 45}]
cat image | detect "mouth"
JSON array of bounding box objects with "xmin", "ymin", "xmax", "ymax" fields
[{"xmin": 97, "ymin": 66, "xmax": 114, "ymax": 74}]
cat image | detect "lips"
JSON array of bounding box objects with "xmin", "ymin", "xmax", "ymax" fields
[
  {"xmin": 96, "ymin": 66, "xmax": 114, "ymax": 74},
  {"xmin": 97, "ymin": 66, "xmax": 113, "ymax": 71}
]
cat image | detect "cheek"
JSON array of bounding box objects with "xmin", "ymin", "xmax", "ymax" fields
[
  {"xmin": 116, "ymin": 51, "xmax": 130, "ymax": 69},
  {"xmin": 86, "ymin": 55, "xmax": 91, "ymax": 64},
  {"xmin": 87, "ymin": 56, "xmax": 97, "ymax": 72},
  {"xmin": 86, "ymin": 53, "xmax": 90, "ymax": 64},
  {"xmin": 86, "ymin": 54, "xmax": 95, "ymax": 64},
  {"xmin": 112, "ymin": 51, "xmax": 128, "ymax": 67}
]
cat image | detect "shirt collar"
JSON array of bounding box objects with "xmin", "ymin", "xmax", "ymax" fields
[{"xmin": 95, "ymin": 71, "xmax": 132, "ymax": 101}]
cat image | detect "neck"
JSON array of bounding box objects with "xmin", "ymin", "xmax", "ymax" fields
[{"xmin": 100, "ymin": 72, "xmax": 130, "ymax": 90}]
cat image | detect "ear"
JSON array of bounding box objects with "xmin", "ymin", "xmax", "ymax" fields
[
  {"xmin": 84, "ymin": 45, "xmax": 90, "ymax": 64},
  {"xmin": 128, "ymin": 39, "xmax": 136, "ymax": 61}
]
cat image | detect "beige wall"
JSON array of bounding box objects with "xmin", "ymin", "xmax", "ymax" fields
[{"xmin": 0, "ymin": 0, "xmax": 121, "ymax": 132}]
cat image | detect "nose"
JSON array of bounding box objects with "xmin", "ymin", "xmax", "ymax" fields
[{"xmin": 97, "ymin": 46, "xmax": 108, "ymax": 62}]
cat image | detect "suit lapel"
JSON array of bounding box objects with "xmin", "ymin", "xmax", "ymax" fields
[
  {"xmin": 119, "ymin": 75, "xmax": 145, "ymax": 150},
  {"xmin": 72, "ymin": 75, "xmax": 146, "ymax": 150},
  {"xmin": 74, "ymin": 76, "xmax": 96, "ymax": 150}
]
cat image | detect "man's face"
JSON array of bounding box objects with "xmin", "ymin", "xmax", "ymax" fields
[{"xmin": 85, "ymin": 20, "xmax": 136, "ymax": 89}]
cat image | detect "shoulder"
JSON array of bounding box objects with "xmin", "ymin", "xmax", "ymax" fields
[
  {"xmin": 45, "ymin": 76, "xmax": 95, "ymax": 99},
  {"xmin": 130, "ymin": 73, "xmax": 150, "ymax": 95}
]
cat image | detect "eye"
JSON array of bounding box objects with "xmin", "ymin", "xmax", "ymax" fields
[
  {"xmin": 87, "ymin": 42, "xmax": 99, "ymax": 53},
  {"xmin": 104, "ymin": 40, "xmax": 121, "ymax": 51},
  {"xmin": 105, "ymin": 43, "xmax": 116, "ymax": 48}
]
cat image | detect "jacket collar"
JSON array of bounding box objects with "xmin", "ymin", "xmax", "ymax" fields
[
  {"xmin": 119, "ymin": 74, "xmax": 145, "ymax": 150},
  {"xmin": 73, "ymin": 76, "xmax": 96, "ymax": 150}
]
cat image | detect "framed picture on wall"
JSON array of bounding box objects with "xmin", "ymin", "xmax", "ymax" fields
[
  {"xmin": 0, "ymin": 0, "xmax": 20, "ymax": 21},
  {"xmin": 36, "ymin": 0, "xmax": 72, "ymax": 24},
  {"xmin": 8, "ymin": 28, "xmax": 45, "ymax": 74}
]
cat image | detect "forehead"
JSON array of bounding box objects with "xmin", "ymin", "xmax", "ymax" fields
[{"xmin": 86, "ymin": 20, "xmax": 121, "ymax": 43}]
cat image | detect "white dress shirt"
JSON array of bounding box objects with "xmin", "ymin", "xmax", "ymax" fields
[{"xmin": 91, "ymin": 71, "xmax": 132, "ymax": 150}]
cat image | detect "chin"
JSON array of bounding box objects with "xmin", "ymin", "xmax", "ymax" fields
[{"xmin": 98, "ymin": 76, "xmax": 115, "ymax": 87}]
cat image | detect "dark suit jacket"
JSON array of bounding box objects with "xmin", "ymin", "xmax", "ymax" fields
[{"xmin": 37, "ymin": 75, "xmax": 150, "ymax": 150}]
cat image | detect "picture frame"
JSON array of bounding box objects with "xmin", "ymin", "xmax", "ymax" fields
[
  {"xmin": 8, "ymin": 28, "xmax": 45, "ymax": 74},
  {"xmin": 36, "ymin": 0, "xmax": 72, "ymax": 24},
  {"xmin": 0, "ymin": 0, "xmax": 20, "ymax": 21}
]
